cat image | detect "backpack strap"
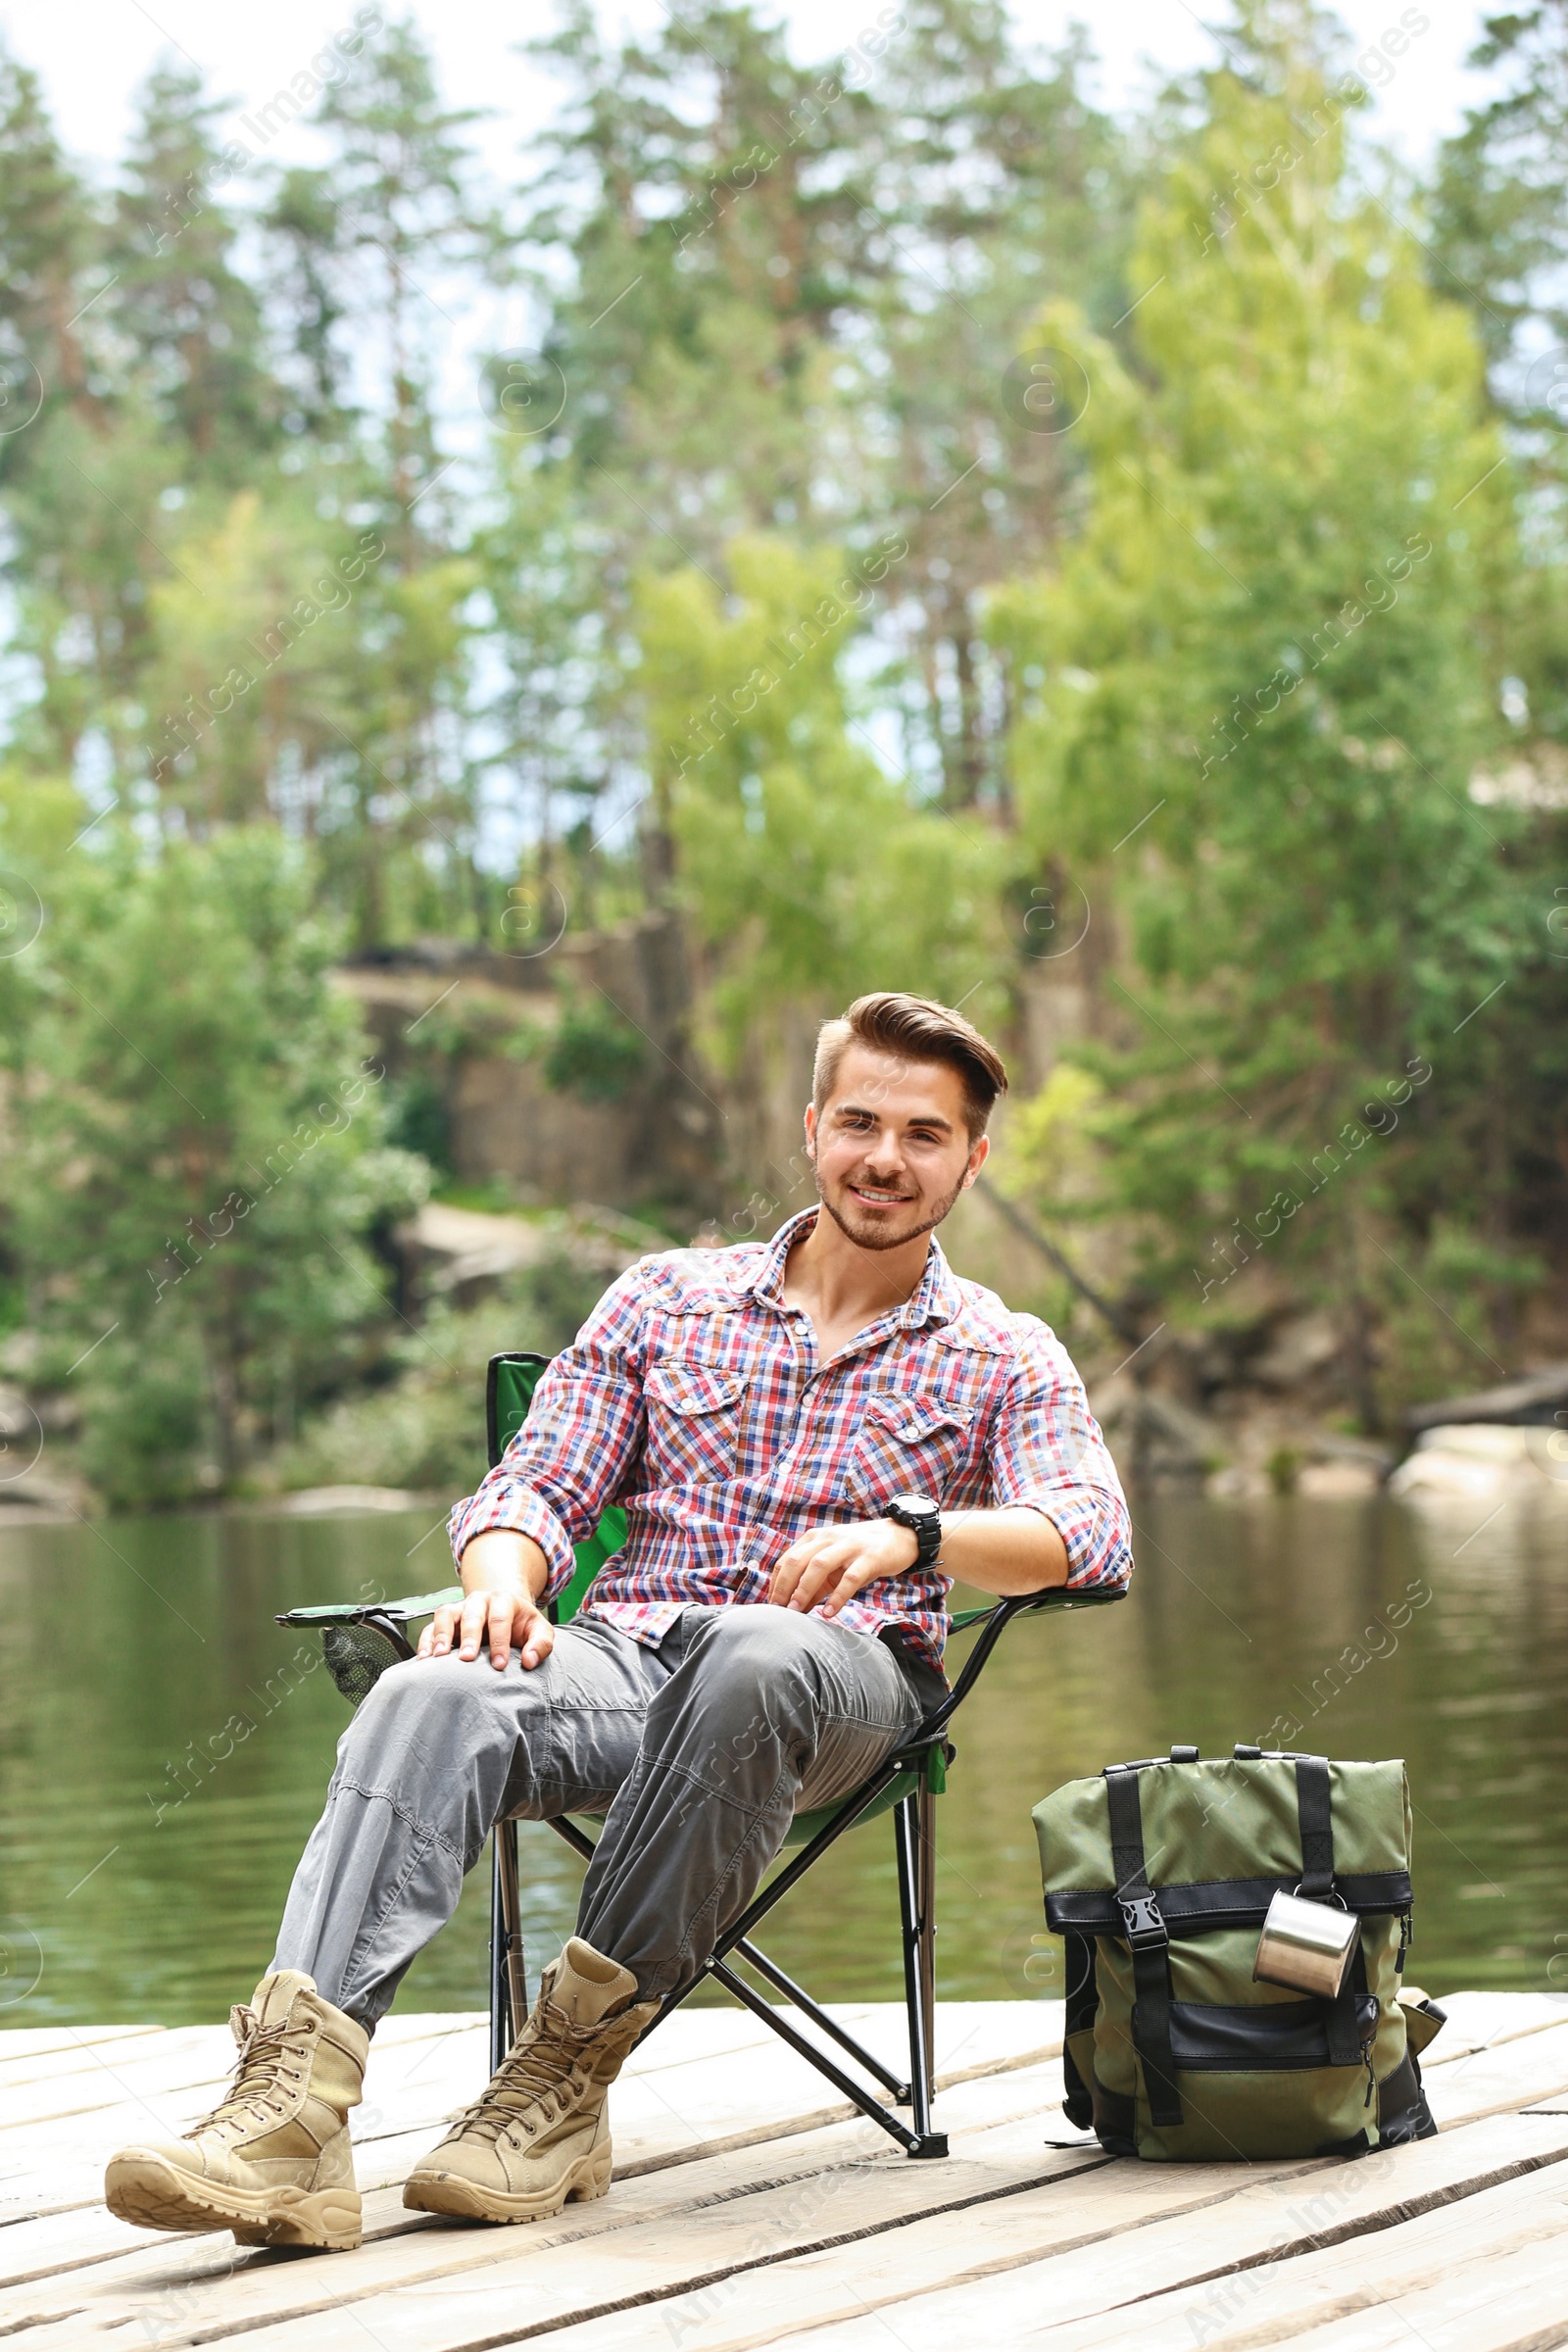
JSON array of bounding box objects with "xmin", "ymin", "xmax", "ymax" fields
[
  {"xmin": 1294, "ymin": 1754, "xmax": 1365, "ymax": 2067},
  {"xmin": 1103, "ymin": 1766, "xmax": 1183, "ymax": 2129},
  {"xmin": 1295, "ymin": 1754, "xmax": 1336, "ymax": 1898}
]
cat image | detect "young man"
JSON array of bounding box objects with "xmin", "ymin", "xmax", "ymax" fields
[{"xmin": 105, "ymin": 992, "xmax": 1131, "ymax": 2251}]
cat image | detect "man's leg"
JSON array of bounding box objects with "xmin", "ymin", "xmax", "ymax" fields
[
  {"xmin": 402, "ymin": 1605, "xmax": 936, "ymax": 2227},
  {"xmin": 106, "ymin": 1619, "xmax": 660, "ymax": 2249},
  {"xmin": 576, "ymin": 1604, "xmax": 939, "ymax": 2000},
  {"xmin": 272, "ymin": 1616, "xmax": 661, "ymax": 2026}
]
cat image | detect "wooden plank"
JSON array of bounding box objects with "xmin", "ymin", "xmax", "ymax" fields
[
  {"xmin": 0, "ymin": 2029, "xmax": 489, "ymax": 2228},
  {"xmin": 0, "ymin": 2003, "xmax": 1058, "ymax": 2290},
  {"xmin": 0, "ymin": 2024, "xmax": 166, "ymax": 2072},
  {"xmin": 0, "ymin": 1999, "xmax": 1056, "ymax": 2157},
  {"xmin": 753, "ymin": 2130, "xmax": 1568, "ymax": 2352},
  {"xmin": 65, "ymin": 2132, "xmax": 1102, "ymax": 2352},
  {"xmin": 1427, "ymin": 2020, "xmax": 1568, "ymax": 2129},
  {"xmin": 5, "ymin": 1995, "xmax": 1554, "ymax": 2352},
  {"xmin": 0, "ymin": 2028, "xmax": 238, "ymax": 2134},
  {"xmin": 0, "ymin": 2011, "xmax": 493, "ymax": 2137},
  {"xmin": 1242, "ymin": 2240, "xmax": 1568, "ymax": 2350},
  {"xmin": 539, "ymin": 2111, "xmax": 1568, "ymax": 2352},
  {"xmin": 0, "ymin": 2011, "xmax": 474, "ymax": 2099},
  {"xmin": 0, "ymin": 2022, "xmax": 956, "ymax": 2202},
  {"xmin": 1038, "ymin": 2160, "xmax": 1568, "ymax": 2349},
  {"xmin": 0, "ymin": 2060, "xmax": 1065, "ymax": 2311},
  {"xmin": 0, "ymin": 2068, "xmax": 1102, "ymax": 2348},
  {"xmin": 1418, "ymin": 1990, "xmax": 1568, "ymax": 2064}
]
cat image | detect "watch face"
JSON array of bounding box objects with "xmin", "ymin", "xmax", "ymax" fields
[{"xmin": 891, "ymin": 1494, "xmax": 937, "ymax": 1520}]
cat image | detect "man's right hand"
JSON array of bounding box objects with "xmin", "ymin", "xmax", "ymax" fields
[{"xmin": 419, "ymin": 1532, "xmax": 555, "ymax": 1670}]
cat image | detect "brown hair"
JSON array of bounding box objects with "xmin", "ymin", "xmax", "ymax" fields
[{"xmin": 812, "ymin": 992, "xmax": 1008, "ymax": 1141}]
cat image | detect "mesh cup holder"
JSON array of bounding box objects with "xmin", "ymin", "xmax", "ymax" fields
[{"xmin": 321, "ymin": 1618, "xmax": 414, "ymax": 1707}]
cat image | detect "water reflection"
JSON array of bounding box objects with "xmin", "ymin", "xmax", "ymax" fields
[{"xmin": 0, "ymin": 1492, "xmax": 1562, "ymax": 2025}]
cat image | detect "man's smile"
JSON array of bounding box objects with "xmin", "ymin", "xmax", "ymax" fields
[{"xmin": 846, "ymin": 1181, "xmax": 915, "ymax": 1205}]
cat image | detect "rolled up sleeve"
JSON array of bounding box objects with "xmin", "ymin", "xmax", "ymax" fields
[
  {"xmin": 447, "ymin": 1262, "xmax": 650, "ymax": 1602},
  {"xmin": 986, "ymin": 1316, "xmax": 1132, "ymax": 1592}
]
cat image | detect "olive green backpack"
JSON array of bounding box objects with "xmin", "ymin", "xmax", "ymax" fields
[{"xmin": 1034, "ymin": 1745, "xmax": 1446, "ymax": 2161}]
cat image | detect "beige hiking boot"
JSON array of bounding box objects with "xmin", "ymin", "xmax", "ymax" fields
[
  {"xmin": 403, "ymin": 1936, "xmax": 657, "ymax": 2225},
  {"xmin": 104, "ymin": 1970, "xmax": 368, "ymax": 2252}
]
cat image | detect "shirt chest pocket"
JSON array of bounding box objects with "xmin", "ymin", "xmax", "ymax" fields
[
  {"xmin": 644, "ymin": 1362, "xmax": 749, "ymax": 1486},
  {"xmin": 848, "ymin": 1394, "xmax": 975, "ymax": 1511}
]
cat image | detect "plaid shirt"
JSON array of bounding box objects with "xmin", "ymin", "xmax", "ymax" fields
[{"xmin": 448, "ymin": 1207, "xmax": 1131, "ymax": 1669}]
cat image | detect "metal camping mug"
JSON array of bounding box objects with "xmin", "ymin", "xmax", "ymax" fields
[{"xmin": 1252, "ymin": 1888, "xmax": 1359, "ymax": 1998}]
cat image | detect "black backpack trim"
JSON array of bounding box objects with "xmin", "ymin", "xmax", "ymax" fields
[
  {"xmin": 1060, "ymin": 1929, "xmax": 1097, "ymax": 2131},
  {"xmin": 1045, "ymin": 1868, "xmax": 1411, "ymax": 1936}
]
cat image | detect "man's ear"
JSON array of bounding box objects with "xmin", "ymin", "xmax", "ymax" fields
[
  {"xmin": 804, "ymin": 1102, "xmax": 817, "ymax": 1161},
  {"xmin": 960, "ymin": 1133, "xmax": 991, "ymax": 1189}
]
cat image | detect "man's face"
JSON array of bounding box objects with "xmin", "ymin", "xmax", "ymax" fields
[{"xmin": 807, "ymin": 1045, "xmax": 989, "ymax": 1253}]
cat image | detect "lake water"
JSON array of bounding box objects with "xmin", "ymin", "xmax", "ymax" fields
[{"xmin": 1, "ymin": 1492, "xmax": 1564, "ymax": 2027}]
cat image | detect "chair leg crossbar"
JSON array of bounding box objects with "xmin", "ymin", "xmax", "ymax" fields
[{"xmin": 487, "ymin": 1759, "xmax": 949, "ymax": 2157}]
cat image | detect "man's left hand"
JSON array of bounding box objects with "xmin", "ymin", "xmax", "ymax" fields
[{"xmin": 767, "ymin": 1518, "xmax": 919, "ymax": 1619}]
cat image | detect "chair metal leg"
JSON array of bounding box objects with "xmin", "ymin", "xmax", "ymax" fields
[
  {"xmin": 894, "ymin": 1788, "xmax": 947, "ymax": 2157},
  {"xmin": 729, "ymin": 1936, "xmax": 907, "ymax": 2099},
  {"xmin": 708, "ymin": 1957, "xmax": 928, "ymax": 2154},
  {"xmin": 916, "ymin": 1777, "xmax": 938, "ymax": 2093},
  {"xmin": 489, "ymin": 1818, "xmax": 527, "ymax": 2076},
  {"xmin": 545, "ymin": 1788, "xmax": 951, "ymax": 2159}
]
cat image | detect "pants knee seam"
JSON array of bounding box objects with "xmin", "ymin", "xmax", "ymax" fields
[{"xmin": 332, "ymin": 1774, "xmax": 466, "ymax": 1863}]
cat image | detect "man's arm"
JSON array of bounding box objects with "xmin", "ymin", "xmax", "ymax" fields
[
  {"xmin": 767, "ymin": 1504, "xmax": 1066, "ymax": 1619},
  {"xmin": 767, "ymin": 1319, "xmax": 1130, "ymax": 1620},
  {"xmin": 432, "ymin": 1263, "xmax": 651, "ymax": 1670},
  {"xmin": 417, "ymin": 1532, "xmax": 555, "ymax": 1670}
]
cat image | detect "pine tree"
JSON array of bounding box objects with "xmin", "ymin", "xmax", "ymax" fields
[
  {"xmin": 989, "ymin": 24, "xmax": 1540, "ymax": 1396},
  {"xmin": 109, "ymin": 62, "xmax": 281, "ymax": 468}
]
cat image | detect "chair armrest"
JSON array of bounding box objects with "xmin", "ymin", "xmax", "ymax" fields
[
  {"xmin": 274, "ymin": 1586, "xmax": 462, "ymax": 1630},
  {"xmin": 929, "ymin": 1584, "xmax": 1125, "ymax": 1736}
]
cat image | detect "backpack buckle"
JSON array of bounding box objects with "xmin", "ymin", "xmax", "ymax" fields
[{"xmin": 1118, "ymin": 1891, "xmax": 1167, "ymax": 1948}]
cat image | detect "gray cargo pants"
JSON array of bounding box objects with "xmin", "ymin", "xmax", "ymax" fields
[{"xmin": 272, "ymin": 1603, "xmax": 943, "ymax": 2028}]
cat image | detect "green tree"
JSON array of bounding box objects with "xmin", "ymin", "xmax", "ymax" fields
[
  {"xmin": 0, "ymin": 40, "xmax": 99, "ymax": 445},
  {"xmin": 109, "ymin": 62, "xmax": 281, "ymax": 468},
  {"xmin": 1431, "ymin": 2, "xmax": 1568, "ymax": 380},
  {"xmin": 4, "ymin": 831, "xmax": 427, "ymax": 1503},
  {"xmin": 636, "ymin": 534, "xmax": 1004, "ymax": 1061},
  {"xmin": 254, "ymin": 19, "xmax": 494, "ymax": 943},
  {"xmin": 989, "ymin": 30, "xmax": 1542, "ymax": 1402},
  {"xmin": 517, "ymin": 0, "xmax": 1139, "ymax": 851}
]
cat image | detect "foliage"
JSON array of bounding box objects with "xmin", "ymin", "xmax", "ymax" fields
[
  {"xmin": 270, "ymin": 1250, "xmax": 618, "ymax": 1496},
  {"xmin": 636, "ymin": 535, "xmax": 1007, "ymax": 1059},
  {"xmin": 542, "ymin": 996, "xmax": 649, "ymax": 1102},
  {"xmin": 988, "ymin": 30, "xmax": 1566, "ymax": 1406},
  {"xmin": 1, "ymin": 831, "xmax": 428, "ymax": 1504},
  {"xmin": 0, "ymin": 0, "xmax": 1565, "ymax": 1458}
]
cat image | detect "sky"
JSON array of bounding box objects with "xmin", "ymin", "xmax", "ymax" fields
[{"xmin": 0, "ymin": 0, "xmax": 1499, "ymax": 196}]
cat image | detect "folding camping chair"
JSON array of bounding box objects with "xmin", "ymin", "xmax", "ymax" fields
[{"xmin": 278, "ymin": 1348, "xmax": 1123, "ymax": 2159}]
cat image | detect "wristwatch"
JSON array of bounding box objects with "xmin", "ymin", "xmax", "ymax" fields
[{"xmin": 883, "ymin": 1493, "xmax": 942, "ymax": 1570}]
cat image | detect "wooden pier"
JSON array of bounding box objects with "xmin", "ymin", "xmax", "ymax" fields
[{"xmin": 3, "ymin": 1990, "xmax": 1567, "ymax": 2348}]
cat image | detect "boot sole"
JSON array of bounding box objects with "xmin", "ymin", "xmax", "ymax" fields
[
  {"xmin": 105, "ymin": 2154, "xmax": 362, "ymax": 2251},
  {"xmin": 402, "ymin": 2140, "xmax": 612, "ymax": 2225}
]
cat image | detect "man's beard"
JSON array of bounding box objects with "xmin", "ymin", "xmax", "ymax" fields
[{"xmin": 815, "ymin": 1165, "xmax": 968, "ymax": 1253}]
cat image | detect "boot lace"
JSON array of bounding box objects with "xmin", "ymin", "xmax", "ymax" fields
[
  {"xmin": 452, "ymin": 2001, "xmax": 603, "ymax": 2145},
  {"xmin": 187, "ymin": 2010, "xmax": 300, "ymax": 2137}
]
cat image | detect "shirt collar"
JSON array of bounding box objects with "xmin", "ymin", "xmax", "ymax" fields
[{"xmin": 743, "ymin": 1205, "xmax": 963, "ymax": 1332}]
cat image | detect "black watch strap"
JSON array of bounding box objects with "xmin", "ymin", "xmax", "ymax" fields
[{"xmin": 884, "ymin": 1495, "xmax": 942, "ymax": 1570}]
